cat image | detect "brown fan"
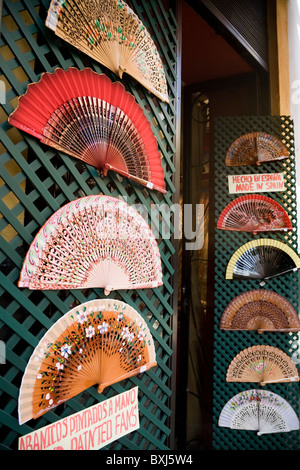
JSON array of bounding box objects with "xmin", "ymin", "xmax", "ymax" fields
[
  {"xmin": 226, "ymin": 345, "xmax": 299, "ymax": 385},
  {"xmin": 225, "ymin": 132, "xmax": 290, "ymax": 166},
  {"xmin": 220, "ymin": 289, "xmax": 300, "ymax": 333}
]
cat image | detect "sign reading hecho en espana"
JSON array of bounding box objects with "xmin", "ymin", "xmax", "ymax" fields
[
  {"xmin": 228, "ymin": 173, "xmax": 286, "ymax": 194},
  {"xmin": 18, "ymin": 387, "xmax": 140, "ymax": 450}
]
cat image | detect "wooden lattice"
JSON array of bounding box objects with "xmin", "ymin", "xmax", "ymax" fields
[
  {"xmin": 0, "ymin": 0, "xmax": 178, "ymax": 450},
  {"xmin": 213, "ymin": 116, "xmax": 300, "ymax": 450}
]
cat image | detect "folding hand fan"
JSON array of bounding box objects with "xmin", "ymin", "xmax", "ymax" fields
[
  {"xmin": 225, "ymin": 239, "xmax": 300, "ymax": 280},
  {"xmin": 45, "ymin": 0, "xmax": 169, "ymax": 103},
  {"xmin": 226, "ymin": 345, "xmax": 299, "ymax": 385},
  {"xmin": 217, "ymin": 195, "xmax": 292, "ymax": 234},
  {"xmin": 219, "ymin": 389, "xmax": 299, "ymax": 435},
  {"xmin": 225, "ymin": 132, "xmax": 290, "ymax": 166},
  {"xmin": 18, "ymin": 298, "xmax": 156, "ymax": 424},
  {"xmin": 220, "ymin": 289, "xmax": 300, "ymax": 333},
  {"xmin": 8, "ymin": 67, "xmax": 166, "ymax": 193},
  {"xmin": 18, "ymin": 195, "xmax": 163, "ymax": 294}
]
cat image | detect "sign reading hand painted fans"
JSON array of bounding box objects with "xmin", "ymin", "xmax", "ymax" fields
[
  {"xmin": 228, "ymin": 173, "xmax": 286, "ymax": 194},
  {"xmin": 18, "ymin": 387, "xmax": 139, "ymax": 450}
]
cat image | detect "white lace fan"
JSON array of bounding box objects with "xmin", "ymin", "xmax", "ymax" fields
[
  {"xmin": 18, "ymin": 195, "xmax": 163, "ymax": 294},
  {"xmin": 18, "ymin": 298, "xmax": 157, "ymax": 424},
  {"xmin": 46, "ymin": 0, "xmax": 169, "ymax": 102},
  {"xmin": 219, "ymin": 389, "xmax": 299, "ymax": 435}
]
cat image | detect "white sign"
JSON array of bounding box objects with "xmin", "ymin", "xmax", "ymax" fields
[
  {"xmin": 228, "ymin": 173, "xmax": 286, "ymax": 194},
  {"xmin": 18, "ymin": 387, "xmax": 140, "ymax": 450}
]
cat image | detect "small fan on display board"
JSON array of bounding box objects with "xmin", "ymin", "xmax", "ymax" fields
[
  {"xmin": 225, "ymin": 238, "xmax": 300, "ymax": 281},
  {"xmin": 8, "ymin": 67, "xmax": 167, "ymax": 194},
  {"xmin": 18, "ymin": 195, "xmax": 163, "ymax": 294},
  {"xmin": 225, "ymin": 131, "xmax": 290, "ymax": 167},
  {"xmin": 18, "ymin": 299, "xmax": 157, "ymax": 425},
  {"xmin": 226, "ymin": 345, "xmax": 299, "ymax": 386},
  {"xmin": 220, "ymin": 289, "xmax": 300, "ymax": 333},
  {"xmin": 217, "ymin": 194, "xmax": 292, "ymax": 234}
]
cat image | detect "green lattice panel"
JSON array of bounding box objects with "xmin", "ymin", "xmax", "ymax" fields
[
  {"xmin": 213, "ymin": 116, "xmax": 300, "ymax": 450},
  {"xmin": 0, "ymin": 0, "xmax": 178, "ymax": 450}
]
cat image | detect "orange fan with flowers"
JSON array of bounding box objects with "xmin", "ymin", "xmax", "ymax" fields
[{"xmin": 18, "ymin": 299, "xmax": 157, "ymax": 424}]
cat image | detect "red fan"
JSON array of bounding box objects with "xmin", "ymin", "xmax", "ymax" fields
[
  {"xmin": 8, "ymin": 67, "xmax": 166, "ymax": 193},
  {"xmin": 217, "ymin": 195, "xmax": 292, "ymax": 234}
]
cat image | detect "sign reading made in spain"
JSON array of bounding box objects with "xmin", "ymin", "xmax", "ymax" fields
[{"xmin": 228, "ymin": 173, "xmax": 286, "ymax": 194}]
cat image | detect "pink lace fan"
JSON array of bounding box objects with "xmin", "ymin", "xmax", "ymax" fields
[
  {"xmin": 18, "ymin": 195, "xmax": 163, "ymax": 294},
  {"xmin": 217, "ymin": 194, "xmax": 292, "ymax": 234},
  {"xmin": 8, "ymin": 67, "xmax": 166, "ymax": 193}
]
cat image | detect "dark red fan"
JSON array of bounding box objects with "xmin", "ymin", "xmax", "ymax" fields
[
  {"xmin": 8, "ymin": 67, "xmax": 166, "ymax": 193},
  {"xmin": 225, "ymin": 132, "xmax": 290, "ymax": 166},
  {"xmin": 217, "ymin": 194, "xmax": 292, "ymax": 234}
]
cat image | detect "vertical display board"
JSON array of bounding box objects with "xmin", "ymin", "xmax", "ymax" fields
[
  {"xmin": 213, "ymin": 116, "xmax": 300, "ymax": 450},
  {"xmin": 0, "ymin": 0, "xmax": 178, "ymax": 450}
]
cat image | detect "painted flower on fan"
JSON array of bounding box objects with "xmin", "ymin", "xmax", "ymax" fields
[
  {"xmin": 138, "ymin": 331, "xmax": 145, "ymax": 341},
  {"xmin": 61, "ymin": 343, "xmax": 72, "ymax": 358},
  {"xmin": 86, "ymin": 325, "xmax": 95, "ymax": 338},
  {"xmin": 117, "ymin": 313, "xmax": 124, "ymax": 321},
  {"xmin": 98, "ymin": 321, "xmax": 109, "ymax": 334},
  {"xmin": 77, "ymin": 310, "xmax": 88, "ymax": 324},
  {"xmin": 121, "ymin": 326, "xmax": 130, "ymax": 339},
  {"xmin": 56, "ymin": 362, "xmax": 64, "ymax": 371}
]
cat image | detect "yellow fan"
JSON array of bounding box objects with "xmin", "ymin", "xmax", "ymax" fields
[
  {"xmin": 18, "ymin": 299, "xmax": 157, "ymax": 424},
  {"xmin": 46, "ymin": 0, "xmax": 169, "ymax": 103},
  {"xmin": 220, "ymin": 289, "xmax": 300, "ymax": 333},
  {"xmin": 225, "ymin": 239, "xmax": 300, "ymax": 280},
  {"xmin": 226, "ymin": 345, "xmax": 299, "ymax": 385}
]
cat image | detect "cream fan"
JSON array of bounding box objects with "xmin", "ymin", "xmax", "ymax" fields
[
  {"xmin": 219, "ymin": 389, "xmax": 299, "ymax": 435},
  {"xmin": 18, "ymin": 195, "xmax": 163, "ymax": 294},
  {"xmin": 18, "ymin": 298, "xmax": 157, "ymax": 424},
  {"xmin": 46, "ymin": 0, "xmax": 169, "ymax": 102}
]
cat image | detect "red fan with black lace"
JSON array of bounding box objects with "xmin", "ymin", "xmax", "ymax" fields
[
  {"xmin": 217, "ymin": 194, "xmax": 292, "ymax": 234},
  {"xmin": 8, "ymin": 67, "xmax": 166, "ymax": 193}
]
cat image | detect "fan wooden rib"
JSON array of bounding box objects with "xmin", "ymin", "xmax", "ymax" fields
[
  {"xmin": 8, "ymin": 67, "xmax": 166, "ymax": 193},
  {"xmin": 18, "ymin": 299, "xmax": 156, "ymax": 424},
  {"xmin": 45, "ymin": 0, "xmax": 169, "ymax": 103},
  {"xmin": 18, "ymin": 195, "xmax": 163, "ymax": 294},
  {"xmin": 225, "ymin": 132, "xmax": 290, "ymax": 166},
  {"xmin": 226, "ymin": 345, "xmax": 299, "ymax": 385},
  {"xmin": 225, "ymin": 239, "xmax": 300, "ymax": 280},
  {"xmin": 217, "ymin": 195, "xmax": 292, "ymax": 234},
  {"xmin": 220, "ymin": 289, "xmax": 300, "ymax": 333},
  {"xmin": 219, "ymin": 389, "xmax": 299, "ymax": 435}
]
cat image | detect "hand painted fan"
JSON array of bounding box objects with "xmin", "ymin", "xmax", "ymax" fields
[
  {"xmin": 220, "ymin": 289, "xmax": 300, "ymax": 333},
  {"xmin": 217, "ymin": 195, "xmax": 292, "ymax": 234},
  {"xmin": 225, "ymin": 132, "xmax": 290, "ymax": 166},
  {"xmin": 8, "ymin": 67, "xmax": 166, "ymax": 193},
  {"xmin": 225, "ymin": 239, "xmax": 300, "ymax": 280},
  {"xmin": 226, "ymin": 345, "xmax": 299, "ymax": 385},
  {"xmin": 219, "ymin": 389, "xmax": 299, "ymax": 435},
  {"xmin": 18, "ymin": 195, "xmax": 163, "ymax": 294},
  {"xmin": 18, "ymin": 298, "xmax": 156, "ymax": 424},
  {"xmin": 45, "ymin": 0, "xmax": 169, "ymax": 103}
]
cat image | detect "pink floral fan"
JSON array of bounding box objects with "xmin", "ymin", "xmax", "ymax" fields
[{"xmin": 18, "ymin": 195, "xmax": 163, "ymax": 294}]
